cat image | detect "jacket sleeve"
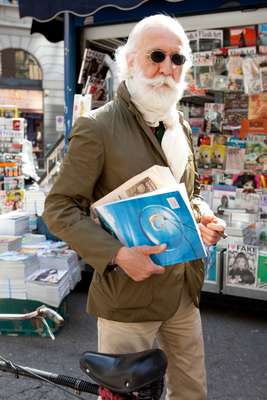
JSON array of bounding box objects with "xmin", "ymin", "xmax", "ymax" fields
[
  {"xmin": 181, "ymin": 117, "xmax": 213, "ymax": 221},
  {"xmin": 42, "ymin": 116, "xmax": 122, "ymax": 275}
]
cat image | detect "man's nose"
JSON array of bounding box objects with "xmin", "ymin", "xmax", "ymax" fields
[{"xmin": 159, "ymin": 55, "xmax": 173, "ymax": 76}]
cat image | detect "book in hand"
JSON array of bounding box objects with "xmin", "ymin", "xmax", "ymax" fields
[{"xmin": 95, "ymin": 184, "xmax": 207, "ymax": 266}]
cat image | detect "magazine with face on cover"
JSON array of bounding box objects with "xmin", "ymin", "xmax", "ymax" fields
[
  {"xmin": 226, "ymin": 244, "xmax": 258, "ymax": 288},
  {"xmin": 94, "ymin": 184, "xmax": 207, "ymax": 267}
]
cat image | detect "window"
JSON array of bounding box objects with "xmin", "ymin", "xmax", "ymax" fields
[{"xmin": 1, "ymin": 49, "xmax": 42, "ymax": 80}]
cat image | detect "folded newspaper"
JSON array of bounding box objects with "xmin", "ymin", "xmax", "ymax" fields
[{"xmin": 91, "ymin": 166, "xmax": 207, "ymax": 266}]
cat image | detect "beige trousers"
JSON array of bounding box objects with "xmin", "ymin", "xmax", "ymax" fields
[{"xmin": 97, "ymin": 284, "xmax": 207, "ymax": 400}]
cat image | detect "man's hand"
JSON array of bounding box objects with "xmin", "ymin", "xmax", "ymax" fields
[
  {"xmin": 198, "ymin": 214, "xmax": 226, "ymax": 246},
  {"xmin": 114, "ymin": 244, "xmax": 166, "ymax": 281}
]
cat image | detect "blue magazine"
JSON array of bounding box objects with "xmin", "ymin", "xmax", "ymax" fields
[{"xmin": 95, "ymin": 185, "xmax": 207, "ymax": 266}]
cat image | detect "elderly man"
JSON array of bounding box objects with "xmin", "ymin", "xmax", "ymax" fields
[{"xmin": 43, "ymin": 15, "xmax": 225, "ymax": 400}]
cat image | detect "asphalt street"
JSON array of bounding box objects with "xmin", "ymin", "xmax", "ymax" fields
[{"xmin": 0, "ymin": 281, "xmax": 267, "ymax": 400}]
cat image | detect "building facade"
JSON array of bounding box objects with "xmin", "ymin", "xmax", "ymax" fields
[{"xmin": 0, "ymin": 1, "xmax": 64, "ymax": 167}]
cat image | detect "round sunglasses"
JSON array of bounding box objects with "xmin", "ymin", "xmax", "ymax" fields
[{"xmin": 147, "ymin": 50, "xmax": 186, "ymax": 66}]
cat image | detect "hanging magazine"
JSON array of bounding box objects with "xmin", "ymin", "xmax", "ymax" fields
[
  {"xmin": 198, "ymin": 29, "xmax": 223, "ymax": 52},
  {"xmin": 78, "ymin": 48, "xmax": 106, "ymax": 85}
]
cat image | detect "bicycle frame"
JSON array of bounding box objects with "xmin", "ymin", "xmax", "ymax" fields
[{"xmin": 0, "ymin": 307, "xmax": 167, "ymax": 400}]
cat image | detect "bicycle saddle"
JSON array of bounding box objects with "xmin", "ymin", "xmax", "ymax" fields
[{"xmin": 80, "ymin": 348, "xmax": 167, "ymax": 393}]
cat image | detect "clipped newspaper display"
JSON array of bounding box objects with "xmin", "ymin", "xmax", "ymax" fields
[{"xmin": 91, "ymin": 166, "xmax": 207, "ymax": 266}]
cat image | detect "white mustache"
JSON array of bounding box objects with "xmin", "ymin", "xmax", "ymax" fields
[{"xmin": 144, "ymin": 75, "xmax": 177, "ymax": 89}]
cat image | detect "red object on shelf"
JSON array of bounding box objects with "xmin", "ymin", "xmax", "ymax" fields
[{"xmin": 240, "ymin": 119, "xmax": 267, "ymax": 138}]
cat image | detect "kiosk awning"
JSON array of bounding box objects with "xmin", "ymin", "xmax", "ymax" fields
[{"xmin": 18, "ymin": 0, "xmax": 161, "ymax": 21}]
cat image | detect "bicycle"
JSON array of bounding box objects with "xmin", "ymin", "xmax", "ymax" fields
[{"xmin": 0, "ymin": 305, "xmax": 167, "ymax": 399}]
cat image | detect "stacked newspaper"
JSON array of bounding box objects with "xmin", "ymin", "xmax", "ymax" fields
[
  {"xmin": 0, "ymin": 211, "xmax": 29, "ymax": 235},
  {"xmin": 91, "ymin": 165, "xmax": 177, "ymax": 220},
  {"xmin": 26, "ymin": 268, "xmax": 70, "ymax": 307},
  {"xmin": 0, "ymin": 252, "xmax": 39, "ymax": 299},
  {"xmin": 0, "ymin": 235, "xmax": 22, "ymax": 253}
]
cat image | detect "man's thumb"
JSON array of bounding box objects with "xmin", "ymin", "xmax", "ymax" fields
[{"xmin": 142, "ymin": 244, "xmax": 167, "ymax": 255}]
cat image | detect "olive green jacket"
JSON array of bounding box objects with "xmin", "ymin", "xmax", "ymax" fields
[{"xmin": 43, "ymin": 82, "xmax": 206, "ymax": 322}]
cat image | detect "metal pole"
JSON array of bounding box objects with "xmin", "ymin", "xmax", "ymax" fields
[{"xmin": 64, "ymin": 12, "xmax": 76, "ymax": 150}]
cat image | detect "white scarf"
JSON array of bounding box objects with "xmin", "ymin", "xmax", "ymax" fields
[{"xmin": 126, "ymin": 79, "xmax": 190, "ymax": 183}]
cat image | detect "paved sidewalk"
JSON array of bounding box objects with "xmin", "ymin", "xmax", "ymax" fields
[{"xmin": 1, "ymin": 289, "xmax": 267, "ymax": 399}]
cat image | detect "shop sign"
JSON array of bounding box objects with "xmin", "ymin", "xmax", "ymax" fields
[{"xmin": 0, "ymin": 89, "xmax": 43, "ymax": 112}]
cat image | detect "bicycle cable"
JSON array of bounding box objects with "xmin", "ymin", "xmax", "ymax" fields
[{"xmin": 0, "ymin": 354, "xmax": 91, "ymax": 399}]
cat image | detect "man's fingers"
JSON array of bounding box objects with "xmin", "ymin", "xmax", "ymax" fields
[
  {"xmin": 140, "ymin": 244, "xmax": 167, "ymax": 255},
  {"xmin": 152, "ymin": 265, "xmax": 166, "ymax": 274},
  {"xmin": 206, "ymin": 222, "xmax": 225, "ymax": 233},
  {"xmin": 200, "ymin": 214, "xmax": 214, "ymax": 225}
]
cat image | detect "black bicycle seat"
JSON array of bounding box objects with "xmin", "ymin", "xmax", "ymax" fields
[{"xmin": 80, "ymin": 348, "xmax": 167, "ymax": 393}]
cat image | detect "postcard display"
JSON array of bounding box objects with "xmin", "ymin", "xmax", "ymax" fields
[
  {"xmin": 0, "ymin": 117, "xmax": 25, "ymax": 213},
  {"xmin": 183, "ymin": 25, "xmax": 267, "ymax": 300},
  {"xmin": 0, "ymin": 120, "xmax": 82, "ymax": 315}
]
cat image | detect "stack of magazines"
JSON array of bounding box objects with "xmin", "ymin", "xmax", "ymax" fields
[
  {"xmin": 21, "ymin": 234, "xmax": 47, "ymax": 246},
  {"xmin": 38, "ymin": 248, "xmax": 81, "ymax": 290},
  {"xmin": 0, "ymin": 252, "xmax": 39, "ymax": 299},
  {"xmin": 0, "ymin": 235, "xmax": 22, "ymax": 253},
  {"xmin": 0, "ymin": 211, "xmax": 29, "ymax": 235},
  {"xmin": 26, "ymin": 268, "xmax": 70, "ymax": 307}
]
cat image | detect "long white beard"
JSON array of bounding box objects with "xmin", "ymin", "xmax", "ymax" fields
[
  {"xmin": 126, "ymin": 65, "xmax": 185, "ymax": 127},
  {"xmin": 126, "ymin": 66, "xmax": 190, "ymax": 182}
]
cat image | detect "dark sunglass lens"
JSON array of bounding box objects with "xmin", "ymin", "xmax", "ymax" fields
[
  {"xmin": 150, "ymin": 51, "xmax": 165, "ymax": 63},
  {"xmin": 171, "ymin": 54, "xmax": 186, "ymax": 65}
]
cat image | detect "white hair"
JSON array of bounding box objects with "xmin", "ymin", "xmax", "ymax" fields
[{"xmin": 115, "ymin": 14, "xmax": 192, "ymax": 82}]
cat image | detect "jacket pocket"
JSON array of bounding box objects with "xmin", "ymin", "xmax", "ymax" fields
[{"xmin": 92, "ymin": 270, "xmax": 153, "ymax": 311}]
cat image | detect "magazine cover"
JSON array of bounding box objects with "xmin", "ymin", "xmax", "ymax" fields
[
  {"xmin": 188, "ymin": 117, "xmax": 204, "ymax": 134},
  {"xmin": 260, "ymin": 66, "xmax": 267, "ymax": 92},
  {"xmin": 204, "ymin": 245, "xmax": 217, "ymax": 283},
  {"xmin": 198, "ymin": 144, "xmax": 213, "ymax": 169},
  {"xmin": 187, "ymin": 30, "xmax": 198, "ymax": 52},
  {"xmin": 242, "ymin": 57, "xmax": 261, "ymax": 95},
  {"xmin": 225, "ymin": 147, "xmax": 245, "ymax": 173},
  {"xmin": 212, "ymin": 185, "xmax": 236, "ymax": 214},
  {"xmin": 72, "ymin": 94, "xmax": 92, "ymax": 126},
  {"xmin": 257, "ymin": 253, "xmax": 267, "ymax": 289},
  {"xmin": 95, "ymin": 185, "xmax": 207, "ymax": 266},
  {"xmin": 227, "ymin": 57, "xmax": 244, "ymax": 92},
  {"xmin": 244, "ymin": 135, "xmax": 267, "ymax": 172},
  {"xmin": 211, "ymin": 144, "xmax": 226, "ymax": 169},
  {"xmin": 78, "ymin": 48, "xmax": 106, "ymax": 85},
  {"xmin": 198, "ymin": 29, "xmax": 223, "ymax": 51},
  {"xmin": 224, "ymin": 92, "xmax": 248, "ymax": 110},
  {"xmin": 235, "ymin": 189, "xmax": 260, "ymax": 212},
  {"xmin": 195, "ymin": 66, "xmax": 214, "ymax": 89},
  {"xmin": 258, "ymin": 24, "xmax": 267, "ymax": 46},
  {"xmin": 229, "ymin": 26, "xmax": 257, "ymax": 47},
  {"xmin": 204, "ymin": 103, "xmax": 224, "ymax": 132},
  {"xmin": 248, "ymin": 93, "xmax": 267, "ymax": 120},
  {"xmin": 1, "ymin": 189, "xmax": 25, "ymax": 212},
  {"xmin": 226, "ymin": 244, "xmax": 258, "ymax": 288}
]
